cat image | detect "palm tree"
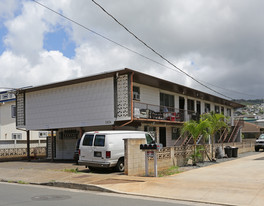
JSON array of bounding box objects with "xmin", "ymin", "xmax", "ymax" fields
[
  {"xmin": 181, "ymin": 119, "xmax": 210, "ymax": 165},
  {"xmin": 201, "ymin": 112, "xmax": 229, "ymax": 160}
]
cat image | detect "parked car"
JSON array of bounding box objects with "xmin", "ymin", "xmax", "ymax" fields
[
  {"xmin": 78, "ymin": 130, "xmax": 154, "ymax": 172},
  {"xmin": 255, "ymin": 134, "xmax": 264, "ymax": 151},
  {"xmin": 73, "ymin": 138, "xmax": 81, "ymax": 164}
]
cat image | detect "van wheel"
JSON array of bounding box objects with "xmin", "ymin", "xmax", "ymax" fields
[
  {"xmin": 88, "ymin": 166, "xmax": 96, "ymax": 172},
  {"xmin": 115, "ymin": 158, "xmax": 124, "ymax": 172}
]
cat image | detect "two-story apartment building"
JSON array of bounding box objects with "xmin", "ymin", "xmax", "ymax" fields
[{"xmin": 16, "ymin": 68, "xmax": 243, "ymax": 160}]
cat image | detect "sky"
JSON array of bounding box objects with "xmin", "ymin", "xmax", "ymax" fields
[{"xmin": 0, "ymin": 0, "xmax": 264, "ymax": 100}]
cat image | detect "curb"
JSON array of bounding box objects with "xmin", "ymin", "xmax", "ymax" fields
[
  {"xmin": 0, "ymin": 179, "xmax": 235, "ymax": 206},
  {"xmin": 39, "ymin": 182, "xmax": 115, "ymax": 193},
  {"xmin": 0, "ymin": 178, "xmax": 114, "ymax": 193}
]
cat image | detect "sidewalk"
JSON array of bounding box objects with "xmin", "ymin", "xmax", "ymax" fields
[{"xmin": 0, "ymin": 152, "xmax": 264, "ymax": 206}]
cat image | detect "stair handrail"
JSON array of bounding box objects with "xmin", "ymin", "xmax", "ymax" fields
[{"xmin": 228, "ymin": 118, "xmax": 241, "ymax": 142}]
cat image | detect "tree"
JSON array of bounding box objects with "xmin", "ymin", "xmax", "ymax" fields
[
  {"xmin": 181, "ymin": 119, "xmax": 210, "ymax": 165},
  {"xmin": 201, "ymin": 112, "xmax": 229, "ymax": 160}
]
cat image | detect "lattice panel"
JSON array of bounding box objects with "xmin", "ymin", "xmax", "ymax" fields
[
  {"xmin": 157, "ymin": 148, "xmax": 171, "ymax": 159},
  {"xmin": 116, "ymin": 74, "xmax": 130, "ymax": 120},
  {"xmin": 0, "ymin": 147, "xmax": 46, "ymax": 158},
  {"xmin": 16, "ymin": 92, "xmax": 25, "ymax": 127},
  {"xmin": 174, "ymin": 145, "xmax": 193, "ymax": 157}
]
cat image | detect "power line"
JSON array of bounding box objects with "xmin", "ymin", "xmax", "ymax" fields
[
  {"xmin": 32, "ymin": 0, "xmax": 170, "ymax": 70},
  {"xmin": 91, "ymin": 0, "xmax": 234, "ymax": 100},
  {"xmin": 198, "ymin": 80, "xmax": 260, "ymax": 99},
  {"xmin": 33, "ymin": 0, "xmax": 249, "ymax": 100}
]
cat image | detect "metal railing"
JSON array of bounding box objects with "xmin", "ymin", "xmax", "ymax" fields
[{"xmin": 133, "ymin": 101, "xmax": 198, "ymax": 122}]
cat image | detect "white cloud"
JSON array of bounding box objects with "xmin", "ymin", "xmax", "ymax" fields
[
  {"xmin": 0, "ymin": 0, "xmax": 18, "ymax": 19},
  {"xmin": 1, "ymin": 0, "xmax": 264, "ymax": 99},
  {"xmin": 0, "ymin": 50, "xmax": 81, "ymax": 89}
]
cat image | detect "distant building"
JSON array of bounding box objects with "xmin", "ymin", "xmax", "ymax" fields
[
  {"xmin": 0, "ymin": 91, "xmax": 46, "ymax": 148},
  {"xmin": 242, "ymin": 121, "xmax": 264, "ymax": 139}
]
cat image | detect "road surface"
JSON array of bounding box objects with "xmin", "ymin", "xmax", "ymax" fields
[{"xmin": 0, "ymin": 182, "xmax": 216, "ymax": 206}]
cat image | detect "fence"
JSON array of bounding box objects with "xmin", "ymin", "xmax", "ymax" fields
[
  {"xmin": 0, "ymin": 139, "xmax": 46, "ymax": 160},
  {"xmin": 0, "ymin": 147, "xmax": 46, "ymax": 161},
  {"xmin": 0, "ymin": 139, "xmax": 46, "ymax": 149},
  {"xmin": 125, "ymin": 138, "xmax": 255, "ymax": 176}
]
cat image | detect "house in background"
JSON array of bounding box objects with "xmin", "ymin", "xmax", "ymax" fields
[
  {"xmin": 242, "ymin": 121, "xmax": 264, "ymax": 139},
  {"xmin": 15, "ymin": 68, "xmax": 243, "ymax": 160},
  {"xmin": 0, "ymin": 91, "xmax": 46, "ymax": 149}
]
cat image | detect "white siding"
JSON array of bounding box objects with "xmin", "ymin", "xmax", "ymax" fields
[
  {"xmin": 26, "ymin": 77, "xmax": 115, "ymax": 130},
  {"xmin": 134, "ymin": 83, "xmax": 160, "ymax": 105},
  {"xmin": 0, "ymin": 101, "xmax": 40, "ymax": 140}
]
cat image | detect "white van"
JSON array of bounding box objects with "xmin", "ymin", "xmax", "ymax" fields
[{"xmin": 78, "ymin": 130, "xmax": 154, "ymax": 172}]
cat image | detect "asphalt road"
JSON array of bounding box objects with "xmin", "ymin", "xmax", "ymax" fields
[{"xmin": 0, "ymin": 182, "xmax": 215, "ymax": 206}]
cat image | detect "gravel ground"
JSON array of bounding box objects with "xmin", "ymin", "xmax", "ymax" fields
[{"xmin": 179, "ymin": 151, "xmax": 259, "ymax": 172}]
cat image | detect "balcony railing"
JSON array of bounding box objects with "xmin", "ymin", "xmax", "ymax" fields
[{"xmin": 133, "ymin": 101, "xmax": 198, "ymax": 122}]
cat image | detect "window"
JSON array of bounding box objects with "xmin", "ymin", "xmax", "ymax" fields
[
  {"xmin": 205, "ymin": 103, "xmax": 211, "ymax": 113},
  {"xmin": 145, "ymin": 133, "xmax": 154, "ymax": 144},
  {"xmin": 144, "ymin": 126, "xmax": 156, "ymax": 140},
  {"xmin": 227, "ymin": 108, "xmax": 231, "ymax": 117},
  {"xmin": 94, "ymin": 135, "xmax": 105, "ymax": 147},
  {"xmin": 12, "ymin": 133, "xmax": 22, "ymax": 140},
  {"xmin": 172, "ymin": 128, "xmax": 180, "ymax": 140},
  {"xmin": 133, "ymin": 86, "xmax": 140, "ymax": 100},
  {"xmin": 215, "ymin": 106, "xmax": 220, "ymax": 113},
  {"xmin": 160, "ymin": 93, "xmax": 174, "ymax": 112},
  {"xmin": 82, "ymin": 134, "xmax": 94, "ymax": 146},
  {"xmin": 11, "ymin": 105, "xmax": 16, "ymax": 118},
  {"xmin": 221, "ymin": 106, "xmax": 225, "ymax": 115},
  {"xmin": 187, "ymin": 99, "xmax": 195, "ymax": 114}
]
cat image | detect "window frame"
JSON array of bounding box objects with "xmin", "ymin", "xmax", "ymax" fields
[
  {"xmin": 11, "ymin": 105, "xmax": 16, "ymax": 118},
  {"xmin": 12, "ymin": 133, "xmax": 22, "ymax": 140},
  {"xmin": 160, "ymin": 92, "xmax": 175, "ymax": 112},
  {"xmin": 133, "ymin": 86, "xmax": 140, "ymax": 100},
  {"xmin": 205, "ymin": 103, "xmax": 211, "ymax": 113},
  {"xmin": 94, "ymin": 135, "xmax": 105, "ymax": 147},
  {"xmin": 82, "ymin": 134, "xmax": 94, "ymax": 146}
]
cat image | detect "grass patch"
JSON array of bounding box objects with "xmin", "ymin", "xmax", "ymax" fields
[
  {"xmin": 17, "ymin": 180, "xmax": 28, "ymax": 184},
  {"xmin": 63, "ymin": 168, "xmax": 79, "ymax": 173},
  {"xmin": 158, "ymin": 166, "xmax": 180, "ymax": 177}
]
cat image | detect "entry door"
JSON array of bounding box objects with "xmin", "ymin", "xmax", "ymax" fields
[{"xmin": 159, "ymin": 127, "xmax": 166, "ymax": 147}]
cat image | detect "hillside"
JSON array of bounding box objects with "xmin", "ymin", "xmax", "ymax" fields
[{"xmin": 233, "ymin": 99, "xmax": 264, "ymax": 106}]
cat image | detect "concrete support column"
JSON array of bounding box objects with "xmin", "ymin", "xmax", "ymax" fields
[
  {"xmin": 27, "ymin": 130, "xmax": 30, "ymax": 161},
  {"xmin": 51, "ymin": 130, "xmax": 54, "ymax": 162},
  {"xmin": 124, "ymin": 138, "xmax": 145, "ymax": 176},
  {"xmin": 184, "ymin": 97, "xmax": 188, "ymax": 121}
]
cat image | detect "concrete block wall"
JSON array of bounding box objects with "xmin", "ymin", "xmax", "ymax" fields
[
  {"xmin": 124, "ymin": 138, "xmax": 146, "ymax": 176},
  {"xmin": 125, "ymin": 139, "xmax": 255, "ymax": 176}
]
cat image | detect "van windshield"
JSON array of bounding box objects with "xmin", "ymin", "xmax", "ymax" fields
[
  {"xmin": 94, "ymin": 135, "xmax": 105, "ymax": 147},
  {"xmin": 83, "ymin": 134, "xmax": 94, "ymax": 146},
  {"xmin": 145, "ymin": 134, "xmax": 154, "ymax": 144}
]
